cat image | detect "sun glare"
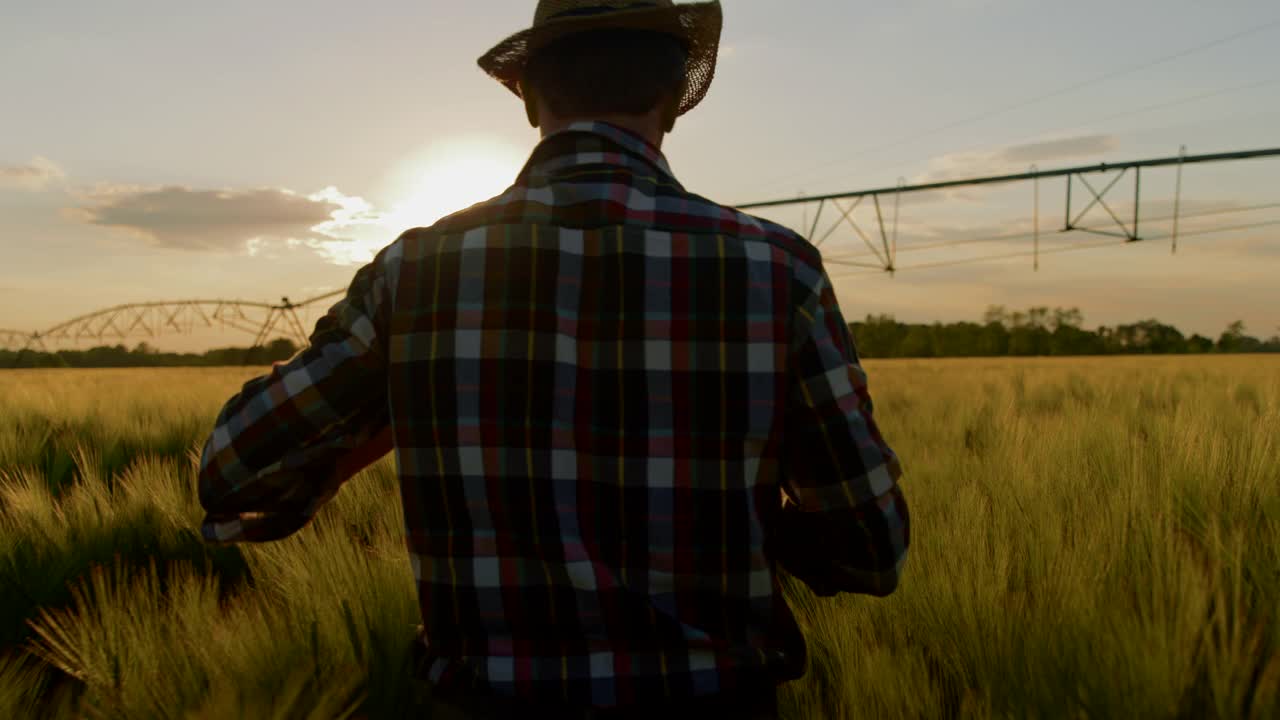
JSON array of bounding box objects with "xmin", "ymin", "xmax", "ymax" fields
[{"xmin": 383, "ymin": 136, "xmax": 527, "ymax": 230}]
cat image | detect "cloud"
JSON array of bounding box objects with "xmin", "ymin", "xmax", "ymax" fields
[
  {"xmin": 1001, "ymin": 135, "xmax": 1118, "ymax": 164},
  {"xmin": 0, "ymin": 157, "xmax": 65, "ymax": 191},
  {"xmin": 916, "ymin": 134, "xmax": 1119, "ymax": 185},
  {"xmin": 69, "ymin": 185, "xmax": 385, "ymax": 255}
]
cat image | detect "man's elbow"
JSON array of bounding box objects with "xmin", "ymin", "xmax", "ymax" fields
[
  {"xmin": 198, "ymin": 467, "xmax": 228, "ymax": 514},
  {"xmin": 197, "ymin": 443, "xmax": 238, "ymax": 515},
  {"xmin": 835, "ymin": 552, "xmax": 906, "ymax": 597}
]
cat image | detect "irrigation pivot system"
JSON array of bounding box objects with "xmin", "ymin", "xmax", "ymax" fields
[
  {"xmin": 737, "ymin": 146, "xmax": 1280, "ymax": 275},
  {"xmin": 0, "ymin": 291, "xmax": 344, "ymax": 354}
]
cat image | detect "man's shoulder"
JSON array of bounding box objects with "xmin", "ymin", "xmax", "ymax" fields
[
  {"xmin": 387, "ymin": 187, "xmax": 525, "ymax": 246},
  {"xmin": 387, "ymin": 186, "xmax": 824, "ymax": 271},
  {"xmin": 682, "ymin": 191, "xmax": 823, "ymax": 268}
]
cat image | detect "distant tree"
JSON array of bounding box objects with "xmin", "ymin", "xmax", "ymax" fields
[
  {"xmin": 899, "ymin": 326, "xmax": 936, "ymax": 358},
  {"xmin": 1107, "ymin": 320, "xmax": 1186, "ymax": 354},
  {"xmin": 1050, "ymin": 323, "xmax": 1103, "ymax": 356},
  {"xmin": 1216, "ymin": 320, "xmax": 1263, "ymax": 353},
  {"xmin": 980, "ymin": 325, "xmax": 1009, "ymax": 356},
  {"xmin": 1008, "ymin": 323, "xmax": 1050, "ymax": 356},
  {"xmin": 265, "ymin": 337, "xmax": 300, "ymax": 362},
  {"xmin": 1217, "ymin": 320, "xmax": 1246, "ymax": 352},
  {"xmin": 982, "ymin": 305, "xmax": 1009, "ymax": 327},
  {"xmin": 1051, "ymin": 307, "xmax": 1084, "ymax": 331},
  {"xmin": 850, "ymin": 315, "xmax": 909, "ymax": 358},
  {"xmin": 934, "ymin": 322, "xmax": 988, "ymax": 357},
  {"xmin": 1186, "ymin": 334, "xmax": 1215, "ymax": 354}
]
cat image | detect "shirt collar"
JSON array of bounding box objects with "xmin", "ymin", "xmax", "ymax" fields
[{"xmin": 516, "ymin": 121, "xmax": 682, "ymax": 189}]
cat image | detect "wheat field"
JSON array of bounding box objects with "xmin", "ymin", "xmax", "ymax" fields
[{"xmin": 1, "ymin": 358, "xmax": 1277, "ymax": 718}]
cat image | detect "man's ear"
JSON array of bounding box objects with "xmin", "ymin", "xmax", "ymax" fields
[{"xmin": 520, "ymin": 81, "xmax": 541, "ymax": 129}]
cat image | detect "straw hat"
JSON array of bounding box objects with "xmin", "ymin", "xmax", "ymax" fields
[{"xmin": 478, "ymin": 0, "xmax": 723, "ymax": 116}]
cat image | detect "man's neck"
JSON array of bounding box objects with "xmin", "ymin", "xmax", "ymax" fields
[{"xmin": 539, "ymin": 114, "xmax": 665, "ymax": 149}]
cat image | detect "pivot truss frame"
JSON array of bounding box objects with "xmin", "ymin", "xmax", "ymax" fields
[
  {"xmin": 737, "ymin": 147, "xmax": 1280, "ymax": 274},
  {"xmin": 0, "ymin": 291, "xmax": 344, "ymax": 354}
]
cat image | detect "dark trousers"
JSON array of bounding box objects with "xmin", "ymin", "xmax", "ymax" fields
[{"xmin": 419, "ymin": 684, "xmax": 780, "ymax": 719}]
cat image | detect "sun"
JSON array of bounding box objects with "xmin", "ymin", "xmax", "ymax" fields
[{"xmin": 383, "ymin": 136, "xmax": 527, "ymax": 229}]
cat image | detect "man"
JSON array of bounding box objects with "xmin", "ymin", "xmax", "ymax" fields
[{"xmin": 198, "ymin": 1, "xmax": 909, "ymax": 717}]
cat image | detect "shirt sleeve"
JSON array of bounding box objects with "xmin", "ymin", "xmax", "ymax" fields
[
  {"xmin": 197, "ymin": 242, "xmax": 399, "ymax": 544},
  {"xmin": 773, "ymin": 258, "xmax": 910, "ymax": 597}
]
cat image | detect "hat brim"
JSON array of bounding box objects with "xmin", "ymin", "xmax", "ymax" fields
[{"xmin": 477, "ymin": 2, "xmax": 722, "ymax": 116}]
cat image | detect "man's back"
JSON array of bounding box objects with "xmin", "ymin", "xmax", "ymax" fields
[
  {"xmin": 199, "ymin": 120, "xmax": 906, "ymax": 707},
  {"xmin": 199, "ymin": 120, "xmax": 906, "ymax": 711},
  {"xmin": 198, "ymin": 9, "xmax": 907, "ymax": 712},
  {"xmin": 380, "ymin": 122, "xmax": 906, "ymax": 705}
]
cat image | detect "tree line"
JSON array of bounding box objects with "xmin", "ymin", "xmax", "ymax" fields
[
  {"xmin": 849, "ymin": 307, "xmax": 1280, "ymax": 358},
  {"xmin": 1, "ymin": 338, "xmax": 300, "ymax": 369},
  {"xmin": 2, "ymin": 307, "xmax": 1277, "ymax": 368}
]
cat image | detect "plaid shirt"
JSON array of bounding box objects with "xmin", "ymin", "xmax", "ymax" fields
[{"xmin": 198, "ymin": 122, "xmax": 908, "ymax": 709}]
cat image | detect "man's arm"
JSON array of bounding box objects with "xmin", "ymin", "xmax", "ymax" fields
[
  {"xmin": 772, "ymin": 259, "xmax": 909, "ymax": 597},
  {"xmin": 198, "ymin": 242, "xmax": 400, "ymax": 544}
]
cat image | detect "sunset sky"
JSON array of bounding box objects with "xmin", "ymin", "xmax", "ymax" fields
[{"xmin": 3, "ymin": 0, "xmax": 1278, "ymax": 350}]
